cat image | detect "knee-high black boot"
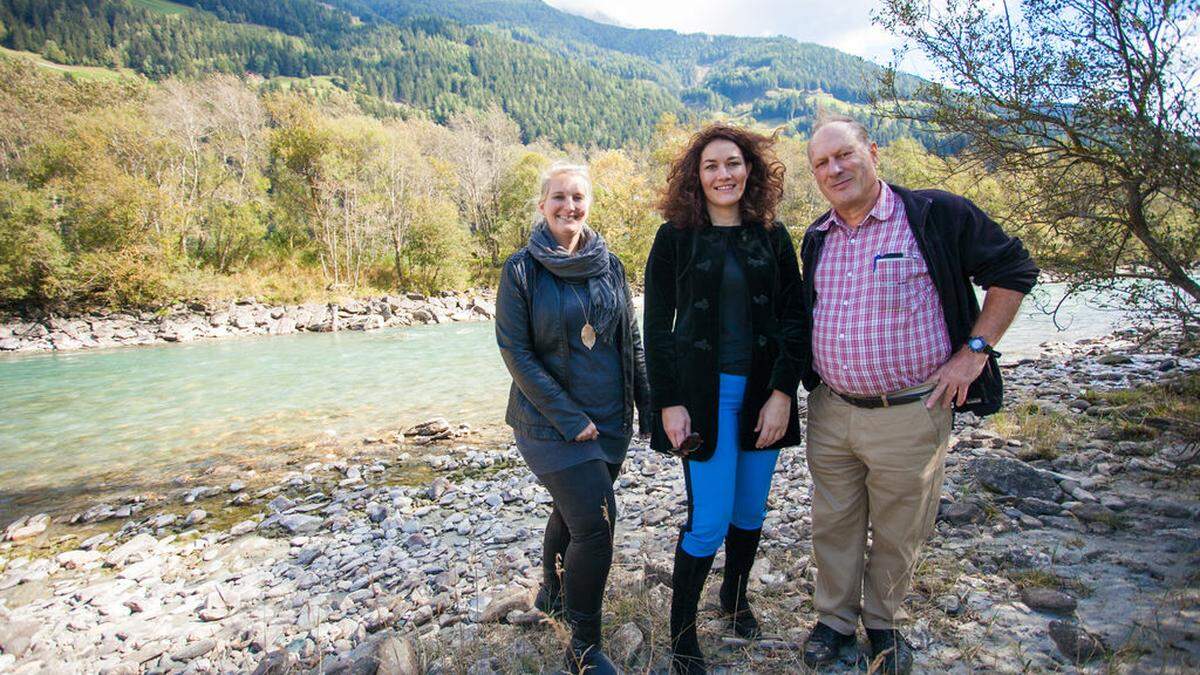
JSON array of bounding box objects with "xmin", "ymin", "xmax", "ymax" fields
[
  {"xmin": 563, "ymin": 608, "xmax": 618, "ymax": 674},
  {"xmin": 718, "ymin": 525, "xmax": 763, "ymax": 639},
  {"xmin": 670, "ymin": 540, "xmax": 715, "ymax": 675}
]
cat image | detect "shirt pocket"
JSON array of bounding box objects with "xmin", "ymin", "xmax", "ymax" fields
[{"xmin": 870, "ymin": 252, "xmax": 929, "ymax": 312}]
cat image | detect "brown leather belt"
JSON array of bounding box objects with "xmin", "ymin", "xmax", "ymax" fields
[{"xmin": 833, "ymin": 386, "xmax": 934, "ymax": 409}]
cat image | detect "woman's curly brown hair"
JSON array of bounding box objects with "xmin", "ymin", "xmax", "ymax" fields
[{"xmin": 657, "ymin": 123, "xmax": 786, "ymax": 229}]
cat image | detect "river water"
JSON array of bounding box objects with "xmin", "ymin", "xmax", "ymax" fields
[{"xmin": 0, "ymin": 284, "xmax": 1126, "ymax": 514}]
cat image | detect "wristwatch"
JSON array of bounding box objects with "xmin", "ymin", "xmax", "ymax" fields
[{"xmin": 966, "ymin": 336, "xmax": 1000, "ymax": 358}]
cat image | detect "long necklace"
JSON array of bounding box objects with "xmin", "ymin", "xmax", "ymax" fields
[{"xmin": 566, "ymin": 282, "xmax": 596, "ymax": 350}]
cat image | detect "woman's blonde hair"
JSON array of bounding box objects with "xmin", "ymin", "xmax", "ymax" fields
[{"xmin": 538, "ymin": 161, "xmax": 592, "ymax": 202}]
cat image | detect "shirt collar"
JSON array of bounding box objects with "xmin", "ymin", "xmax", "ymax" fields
[{"xmin": 814, "ymin": 181, "xmax": 895, "ymax": 232}]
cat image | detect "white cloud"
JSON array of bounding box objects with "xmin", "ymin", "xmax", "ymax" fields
[{"xmin": 544, "ymin": 0, "xmax": 938, "ymax": 77}]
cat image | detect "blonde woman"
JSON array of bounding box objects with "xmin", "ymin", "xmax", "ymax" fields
[{"xmin": 495, "ymin": 162, "xmax": 649, "ymax": 674}]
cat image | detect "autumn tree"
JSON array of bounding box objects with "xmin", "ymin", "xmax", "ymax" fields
[
  {"xmin": 877, "ymin": 0, "xmax": 1200, "ymax": 325},
  {"xmin": 447, "ymin": 106, "xmax": 521, "ymax": 268},
  {"xmin": 492, "ymin": 150, "xmax": 548, "ymax": 264},
  {"xmin": 588, "ymin": 149, "xmax": 660, "ymax": 283}
]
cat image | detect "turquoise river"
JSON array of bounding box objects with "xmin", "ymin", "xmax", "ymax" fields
[{"xmin": 0, "ymin": 285, "xmax": 1126, "ymax": 517}]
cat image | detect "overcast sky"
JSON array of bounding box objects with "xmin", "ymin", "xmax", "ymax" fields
[{"xmin": 545, "ymin": 0, "xmax": 933, "ymax": 75}]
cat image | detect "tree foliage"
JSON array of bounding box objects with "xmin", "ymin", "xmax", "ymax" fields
[
  {"xmin": 877, "ymin": 0, "xmax": 1200, "ymax": 324},
  {"xmin": 0, "ymin": 0, "xmax": 937, "ymax": 147}
]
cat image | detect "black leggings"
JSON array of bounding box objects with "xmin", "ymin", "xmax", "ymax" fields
[{"xmin": 539, "ymin": 459, "xmax": 621, "ymax": 618}]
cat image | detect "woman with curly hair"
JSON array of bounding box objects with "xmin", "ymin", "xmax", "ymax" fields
[{"xmin": 643, "ymin": 124, "xmax": 805, "ymax": 674}]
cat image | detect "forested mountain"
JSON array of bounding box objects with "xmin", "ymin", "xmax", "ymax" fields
[{"xmin": 0, "ymin": 0, "xmax": 927, "ymax": 147}]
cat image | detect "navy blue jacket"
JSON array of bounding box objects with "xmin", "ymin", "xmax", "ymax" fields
[{"xmin": 799, "ymin": 184, "xmax": 1040, "ymax": 416}]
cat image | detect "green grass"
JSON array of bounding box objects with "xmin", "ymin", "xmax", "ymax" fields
[
  {"xmin": 988, "ymin": 400, "xmax": 1070, "ymax": 460},
  {"xmin": 0, "ymin": 47, "xmax": 135, "ymax": 82},
  {"xmin": 130, "ymin": 0, "xmax": 194, "ymax": 15},
  {"xmin": 1085, "ymin": 372, "xmax": 1200, "ymax": 443},
  {"xmin": 1007, "ymin": 569, "xmax": 1094, "ymax": 598}
]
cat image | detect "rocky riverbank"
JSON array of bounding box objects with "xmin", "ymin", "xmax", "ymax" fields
[
  {"xmin": 0, "ymin": 329, "xmax": 1197, "ymax": 674},
  {"xmin": 0, "ymin": 291, "xmax": 497, "ymax": 353}
]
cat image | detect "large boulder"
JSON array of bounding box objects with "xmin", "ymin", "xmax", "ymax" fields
[{"xmin": 970, "ymin": 457, "xmax": 1063, "ymax": 501}]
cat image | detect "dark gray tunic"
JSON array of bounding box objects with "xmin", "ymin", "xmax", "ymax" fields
[
  {"xmin": 717, "ymin": 228, "xmax": 753, "ymax": 376},
  {"xmin": 514, "ymin": 277, "xmax": 631, "ymax": 476}
]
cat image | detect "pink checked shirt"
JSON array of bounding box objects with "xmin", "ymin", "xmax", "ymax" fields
[{"xmin": 811, "ymin": 182, "xmax": 952, "ymax": 395}]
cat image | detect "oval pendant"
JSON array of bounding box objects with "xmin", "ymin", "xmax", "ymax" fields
[{"xmin": 581, "ymin": 323, "xmax": 596, "ymax": 350}]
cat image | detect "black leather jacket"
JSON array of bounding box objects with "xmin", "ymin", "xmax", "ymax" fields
[{"xmin": 496, "ymin": 248, "xmax": 650, "ymax": 441}]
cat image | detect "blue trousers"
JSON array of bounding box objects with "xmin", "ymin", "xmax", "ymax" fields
[{"xmin": 681, "ymin": 373, "xmax": 781, "ymax": 557}]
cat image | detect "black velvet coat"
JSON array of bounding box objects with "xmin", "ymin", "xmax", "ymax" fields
[{"xmin": 642, "ymin": 220, "xmax": 805, "ymax": 460}]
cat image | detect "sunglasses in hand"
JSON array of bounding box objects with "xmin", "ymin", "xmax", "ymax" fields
[{"xmin": 673, "ymin": 432, "xmax": 703, "ymax": 458}]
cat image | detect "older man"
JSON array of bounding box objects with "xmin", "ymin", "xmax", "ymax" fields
[{"xmin": 798, "ymin": 115, "xmax": 1038, "ymax": 673}]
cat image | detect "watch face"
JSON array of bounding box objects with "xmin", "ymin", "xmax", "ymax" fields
[{"xmin": 968, "ymin": 337, "xmax": 985, "ymax": 352}]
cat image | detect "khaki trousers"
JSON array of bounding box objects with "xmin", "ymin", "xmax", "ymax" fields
[{"xmin": 804, "ymin": 383, "xmax": 952, "ymax": 633}]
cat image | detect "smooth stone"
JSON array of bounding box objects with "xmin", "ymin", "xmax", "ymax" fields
[
  {"xmin": 172, "ymin": 638, "xmax": 217, "ymax": 661},
  {"xmin": 1068, "ymin": 502, "xmax": 1116, "ymax": 523},
  {"xmin": 478, "ymin": 589, "xmax": 531, "ymax": 623},
  {"xmin": 1020, "ymin": 587, "xmax": 1078, "ymax": 613},
  {"xmin": 608, "ymin": 621, "xmax": 644, "ymax": 665},
  {"xmin": 278, "ymin": 514, "xmax": 323, "ymax": 534},
  {"xmin": 1048, "ymin": 620, "xmax": 1105, "ymax": 662},
  {"xmin": 105, "ymin": 533, "xmax": 158, "ymax": 567},
  {"xmin": 0, "ymin": 620, "xmax": 40, "ymax": 658},
  {"xmin": 971, "ymin": 458, "xmax": 1063, "ymax": 500},
  {"xmin": 939, "ymin": 500, "xmax": 987, "ymax": 525},
  {"xmin": 376, "ymin": 633, "xmax": 422, "ymax": 675},
  {"xmin": 230, "ymin": 520, "xmax": 258, "ymax": 536},
  {"xmin": 251, "ymin": 650, "xmax": 298, "ymax": 675}
]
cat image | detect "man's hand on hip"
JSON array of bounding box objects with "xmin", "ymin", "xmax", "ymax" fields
[{"xmin": 926, "ymin": 347, "xmax": 989, "ymax": 409}]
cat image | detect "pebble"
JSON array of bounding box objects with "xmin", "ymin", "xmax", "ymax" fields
[{"xmin": 172, "ymin": 639, "xmax": 216, "ymax": 661}]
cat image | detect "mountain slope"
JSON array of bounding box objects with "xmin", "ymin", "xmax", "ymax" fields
[{"xmin": 0, "ymin": 0, "xmax": 928, "ymax": 146}]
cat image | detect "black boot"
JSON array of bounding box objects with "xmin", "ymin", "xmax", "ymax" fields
[
  {"xmin": 718, "ymin": 525, "xmax": 763, "ymax": 639},
  {"xmin": 866, "ymin": 628, "xmax": 913, "ymax": 675},
  {"xmin": 670, "ymin": 541, "xmax": 715, "ymax": 675},
  {"xmin": 563, "ymin": 609, "xmax": 618, "ymax": 675}
]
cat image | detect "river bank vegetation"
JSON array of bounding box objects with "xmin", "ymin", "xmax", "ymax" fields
[{"xmin": 0, "ymin": 57, "xmax": 1027, "ymax": 313}]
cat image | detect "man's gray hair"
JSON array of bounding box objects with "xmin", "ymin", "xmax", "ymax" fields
[{"xmin": 811, "ymin": 112, "xmax": 871, "ymax": 146}]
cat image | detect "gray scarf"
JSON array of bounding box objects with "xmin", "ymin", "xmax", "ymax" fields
[{"xmin": 527, "ymin": 221, "xmax": 622, "ymax": 343}]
